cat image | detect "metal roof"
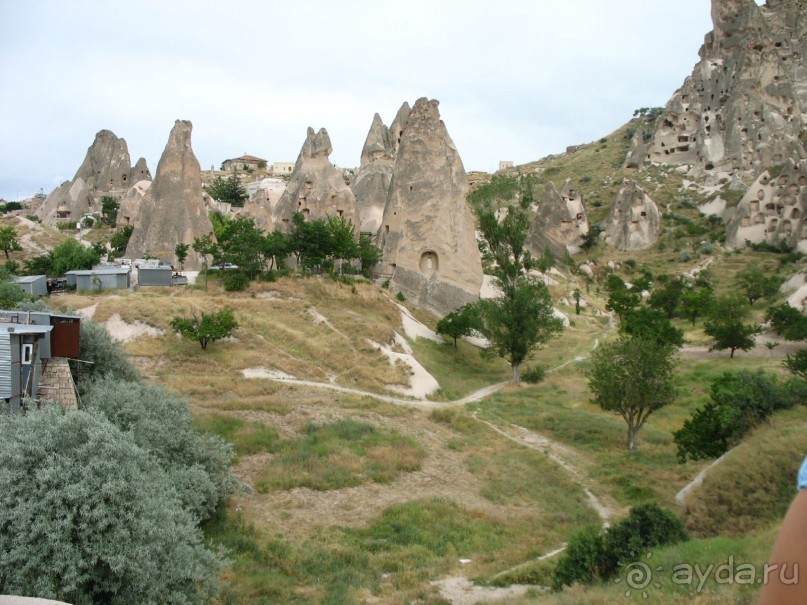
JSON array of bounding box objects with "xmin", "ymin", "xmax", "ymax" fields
[
  {"xmin": 0, "ymin": 324, "xmax": 53, "ymax": 335},
  {"xmin": 13, "ymin": 275, "xmax": 46, "ymax": 284},
  {"xmin": 66, "ymin": 268, "xmax": 131, "ymax": 276}
]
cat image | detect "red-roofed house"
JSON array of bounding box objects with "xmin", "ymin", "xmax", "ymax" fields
[{"xmin": 221, "ymin": 154, "xmax": 267, "ymax": 171}]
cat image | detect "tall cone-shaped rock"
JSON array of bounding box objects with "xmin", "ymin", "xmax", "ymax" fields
[
  {"xmin": 725, "ymin": 160, "xmax": 807, "ymax": 249},
  {"xmin": 273, "ymin": 127, "xmax": 359, "ymax": 231},
  {"xmin": 377, "ymin": 98, "xmax": 483, "ymax": 315},
  {"xmin": 604, "ymin": 180, "xmax": 661, "ymax": 250},
  {"xmin": 36, "ymin": 129, "xmax": 136, "ymax": 224},
  {"xmin": 351, "ymin": 113, "xmax": 396, "ymax": 234},
  {"xmin": 632, "ymin": 0, "xmax": 807, "ymax": 176},
  {"xmin": 131, "ymin": 157, "xmax": 151, "ymax": 182},
  {"xmin": 526, "ymin": 179, "xmax": 589, "ymax": 258},
  {"xmin": 124, "ymin": 120, "xmax": 214, "ymax": 269}
]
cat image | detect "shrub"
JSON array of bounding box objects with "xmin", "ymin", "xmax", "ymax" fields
[
  {"xmin": 553, "ymin": 504, "xmax": 687, "ymax": 590},
  {"xmin": 222, "ymin": 270, "xmax": 249, "ymax": 292},
  {"xmin": 0, "ymin": 406, "xmax": 222, "ymax": 604},
  {"xmin": 396, "ymin": 291, "xmax": 406, "ymax": 301},
  {"xmin": 521, "ymin": 365, "xmax": 546, "ymax": 384},
  {"xmin": 83, "ymin": 378, "xmax": 237, "ymax": 522},
  {"xmin": 78, "ymin": 319, "xmax": 140, "ymax": 386}
]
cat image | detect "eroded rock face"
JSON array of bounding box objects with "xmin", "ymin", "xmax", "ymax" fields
[
  {"xmin": 725, "ymin": 159, "xmax": 807, "ymax": 249},
  {"xmin": 273, "ymin": 127, "xmax": 359, "ymax": 231},
  {"xmin": 240, "ymin": 177, "xmax": 286, "ymax": 232},
  {"xmin": 124, "ymin": 120, "xmax": 214, "ymax": 269},
  {"xmin": 604, "ymin": 180, "xmax": 661, "ymax": 250},
  {"xmin": 527, "ymin": 179, "xmax": 589, "ymax": 257},
  {"xmin": 116, "ymin": 180, "xmax": 151, "ymax": 229},
  {"xmin": 633, "ymin": 0, "xmax": 807, "ymax": 176},
  {"xmin": 377, "ymin": 97, "xmax": 483, "ymax": 315},
  {"xmin": 131, "ymin": 157, "xmax": 151, "ymax": 181},
  {"xmin": 36, "ymin": 130, "xmax": 139, "ymax": 224},
  {"xmin": 351, "ymin": 113, "xmax": 396, "ymax": 234}
]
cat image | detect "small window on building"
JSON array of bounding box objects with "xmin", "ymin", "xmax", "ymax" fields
[{"xmin": 22, "ymin": 344, "xmax": 33, "ymax": 365}]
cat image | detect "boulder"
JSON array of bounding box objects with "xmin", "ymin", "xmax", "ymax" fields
[
  {"xmin": 273, "ymin": 127, "xmax": 360, "ymax": 232},
  {"xmin": 376, "ymin": 98, "xmax": 483, "ymax": 315},
  {"xmin": 351, "ymin": 113, "xmax": 396, "ymax": 234},
  {"xmin": 634, "ymin": 0, "xmax": 807, "ymax": 176},
  {"xmin": 526, "ymin": 179, "xmax": 589, "ymax": 257},
  {"xmin": 724, "ymin": 159, "xmax": 807, "ymax": 249},
  {"xmin": 604, "ymin": 180, "xmax": 661, "ymax": 250},
  {"xmin": 124, "ymin": 120, "xmax": 214, "ymax": 269}
]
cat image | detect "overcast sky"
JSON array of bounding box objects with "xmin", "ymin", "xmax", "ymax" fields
[{"xmin": 0, "ymin": 0, "xmax": 718, "ymax": 201}]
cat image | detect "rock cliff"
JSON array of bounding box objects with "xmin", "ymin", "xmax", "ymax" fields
[
  {"xmin": 124, "ymin": 120, "xmax": 214, "ymax": 269},
  {"xmin": 351, "ymin": 113, "xmax": 396, "ymax": 234},
  {"xmin": 604, "ymin": 180, "xmax": 661, "ymax": 251},
  {"xmin": 526, "ymin": 179, "xmax": 589, "ymax": 257},
  {"xmin": 377, "ymin": 98, "xmax": 483, "ymax": 315}
]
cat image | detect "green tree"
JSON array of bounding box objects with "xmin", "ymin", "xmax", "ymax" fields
[
  {"xmin": 289, "ymin": 213, "xmax": 331, "ymax": 272},
  {"xmin": 436, "ymin": 304, "xmax": 482, "ymax": 350},
  {"xmin": 174, "ymin": 242, "xmax": 189, "ymax": 271},
  {"xmin": 648, "ymin": 277, "xmax": 684, "ymax": 318},
  {"xmin": 100, "ymin": 195, "xmax": 119, "ymax": 225},
  {"xmin": 704, "ymin": 296, "xmax": 761, "ymax": 358},
  {"xmin": 536, "ymin": 247, "xmax": 555, "ymax": 273},
  {"xmin": 766, "ymin": 303, "xmax": 807, "ymax": 341},
  {"xmin": 679, "ymin": 286, "xmax": 714, "ymax": 325},
  {"xmin": 736, "ymin": 266, "xmax": 785, "ymax": 305},
  {"xmin": 264, "ymin": 230, "xmax": 291, "ymax": 270},
  {"xmin": 587, "ymin": 336, "xmax": 677, "ymax": 451},
  {"xmin": 621, "ymin": 306, "xmax": 684, "ymax": 347},
  {"xmin": 472, "ymin": 203, "xmax": 563, "ymax": 384},
  {"xmin": 357, "ymin": 233, "xmax": 380, "ymax": 278},
  {"xmin": 327, "ymin": 215, "xmax": 358, "ymax": 272},
  {"xmin": 170, "ymin": 308, "xmax": 239, "ymax": 350},
  {"xmin": 215, "ymin": 217, "xmax": 266, "ymax": 277},
  {"xmin": 0, "ymin": 226, "xmax": 22, "ymax": 260},
  {"xmin": 207, "ymin": 174, "xmax": 247, "ymax": 206},
  {"xmin": 784, "ymin": 350, "xmax": 807, "ymax": 380},
  {"xmin": 674, "ymin": 370, "xmax": 794, "ymax": 461},
  {"xmin": 0, "ymin": 406, "xmax": 222, "ymax": 604},
  {"xmin": 109, "ymin": 225, "xmax": 134, "ymax": 256},
  {"xmin": 31, "ymin": 238, "xmax": 102, "ymax": 277},
  {"xmin": 192, "ymin": 234, "xmax": 218, "ymax": 292},
  {"xmin": 606, "ymin": 288, "xmax": 641, "ymax": 320},
  {"xmin": 79, "ymin": 318, "xmax": 141, "ymax": 386}
]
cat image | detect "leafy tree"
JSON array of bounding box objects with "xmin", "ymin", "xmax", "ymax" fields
[
  {"xmin": 0, "ymin": 406, "xmax": 222, "ymax": 604},
  {"xmin": 766, "ymin": 303, "xmax": 807, "ymax": 341},
  {"xmin": 192, "ymin": 234, "xmax": 218, "ymax": 292},
  {"xmin": 587, "ymin": 336, "xmax": 677, "ymax": 450},
  {"xmin": 579, "ymin": 224, "xmax": 602, "ymax": 251},
  {"xmin": 83, "ymin": 377, "xmax": 236, "ymax": 522},
  {"xmin": 606, "ymin": 287, "xmax": 641, "ymax": 320},
  {"xmin": 436, "ymin": 304, "xmax": 482, "ymax": 350},
  {"xmin": 704, "ymin": 295, "xmax": 761, "ymax": 357},
  {"xmin": 648, "ymin": 277, "xmax": 684, "ymax": 318},
  {"xmin": 736, "ymin": 266, "xmax": 785, "ymax": 305},
  {"xmin": 621, "ymin": 306, "xmax": 684, "ymax": 347},
  {"xmin": 357, "ymin": 233, "xmax": 380, "ymax": 278},
  {"xmin": 572, "ymin": 288, "xmax": 582, "ymax": 315},
  {"xmin": 215, "ymin": 217, "xmax": 266, "ymax": 277},
  {"xmin": 100, "ymin": 195, "xmax": 119, "ymax": 225},
  {"xmin": 472, "ymin": 202, "xmax": 563, "ymax": 384},
  {"xmin": 679, "ymin": 286, "xmax": 714, "ymax": 325},
  {"xmin": 0, "ymin": 280, "xmax": 28, "ymax": 308},
  {"xmin": 0, "ymin": 226, "xmax": 22, "ymax": 259},
  {"xmin": 109, "ymin": 225, "xmax": 134, "ymax": 256},
  {"xmin": 264, "ymin": 230, "xmax": 291, "ymax": 270},
  {"xmin": 207, "ymin": 174, "xmax": 247, "ymax": 206},
  {"xmin": 174, "ymin": 242, "xmax": 189, "ymax": 271},
  {"xmin": 536, "ymin": 247, "xmax": 555, "ymax": 273},
  {"xmin": 327, "ymin": 215, "xmax": 359, "ymax": 272},
  {"xmin": 784, "ymin": 350, "xmax": 807, "ymax": 380},
  {"xmin": 289, "ymin": 213, "xmax": 331, "ymax": 272},
  {"xmin": 30, "ymin": 238, "xmax": 102, "ymax": 277},
  {"xmin": 170, "ymin": 308, "xmax": 238, "ymax": 350},
  {"xmin": 674, "ymin": 370, "xmax": 794, "ymax": 461}
]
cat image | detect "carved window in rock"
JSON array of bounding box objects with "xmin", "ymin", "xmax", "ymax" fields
[
  {"xmin": 419, "ymin": 251, "xmax": 439, "ymax": 277},
  {"xmin": 337, "ymin": 209, "xmax": 343, "ymax": 217},
  {"xmin": 302, "ymin": 209, "xmax": 310, "ymax": 220},
  {"xmin": 782, "ymin": 220, "xmax": 793, "ymax": 234},
  {"xmin": 630, "ymin": 221, "xmax": 640, "ymax": 232},
  {"xmin": 741, "ymin": 216, "xmax": 751, "ymax": 227},
  {"xmin": 765, "ymin": 203, "xmax": 777, "ymax": 215},
  {"xmin": 754, "ymin": 213, "xmax": 765, "ymax": 224},
  {"xmin": 750, "ymin": 201, "xmax": 760, "ymax": 212},
  {"xmin": 792, "ymin": 208, "xmax": 800, "ymax": 220},
  {"xmin": 122, "ymin": 174, "xmax": 127, "ymax": 182},
  {"xmin": 768, "ymin": 218, "xmax": 779, "ymax": 233}
]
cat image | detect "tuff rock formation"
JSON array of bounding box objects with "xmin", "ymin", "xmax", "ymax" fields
[
  {"xmin": 604, "ymin": 180, "xmax": 661, "ymax": 250},
  {"xmin": 124, "ymin": 120, "xmax": 214, "ymax": 269},
  {"xmin": 240, "ymin": 178, "xmax": 286, "ymax": 231},
  {"xmin": 273, "ymin": 127, "xmax": 359, "ymax": 231},
  {"xmin": 116, "ymin": 180, "xmax": 151, "ymax": 229},
  {"xmin": 526, "ymin": 179, "xmax": 590, "ymax": 257},
  {"xmin": 132, "ymin": 157, "xmax": 151, "ymax": 181},
  {"xmin": 630, "ymin": 0, "xmax": 807, "ymax": 176},
  {"xmin": 377, "ymin": 98, "xmax": 483, "ymax": 315},
  {"xmin": 351, "ymin": 113, "xmax": 397, "ymax": 234},
  {"xmin": 725, "ymin": 159, "xmax": 807, "ymax": 249},
  {"xmin": 36, "ymin": 130, "xmax": 146, "ymax": 224}
]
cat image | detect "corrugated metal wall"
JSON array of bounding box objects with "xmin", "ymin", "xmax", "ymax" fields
[{"xmin": 0, "ymin": 332, "xmax": 12, "ymax": 398}]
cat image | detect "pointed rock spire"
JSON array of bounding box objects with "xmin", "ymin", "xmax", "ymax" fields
[
  {"xmin": 604, "ymin": 180, "xmax": 660, "ymax": 251},
  {"xmin": 527, "ymin": 179, "xmax": 589, "ymax": 257}
]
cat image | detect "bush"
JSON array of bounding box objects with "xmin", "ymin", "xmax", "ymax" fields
[
  {"xmin": 83, "ymin": 378, "xmax": 237, "ymax": 522},
  {"xmin": 521, "ymin": 365, "xmax": 546, "ymax": 384},
  {"xmin": 0, "ymin": 406, "xmax": 222, "ymax": 604},
  {"xmin": 222, "ymin": 270, "xmax": 249, "ymax": 292},
  {"xmin": 78, "ymin": 319, "xmax": 140, "ymax": 387},
  {"xmin": 396, "ymin": 291, "xmax": 406, "ymax": 301},
  {"xmin": 553, "ymin": 504, "xmax": 687, "ymax": 590}
]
